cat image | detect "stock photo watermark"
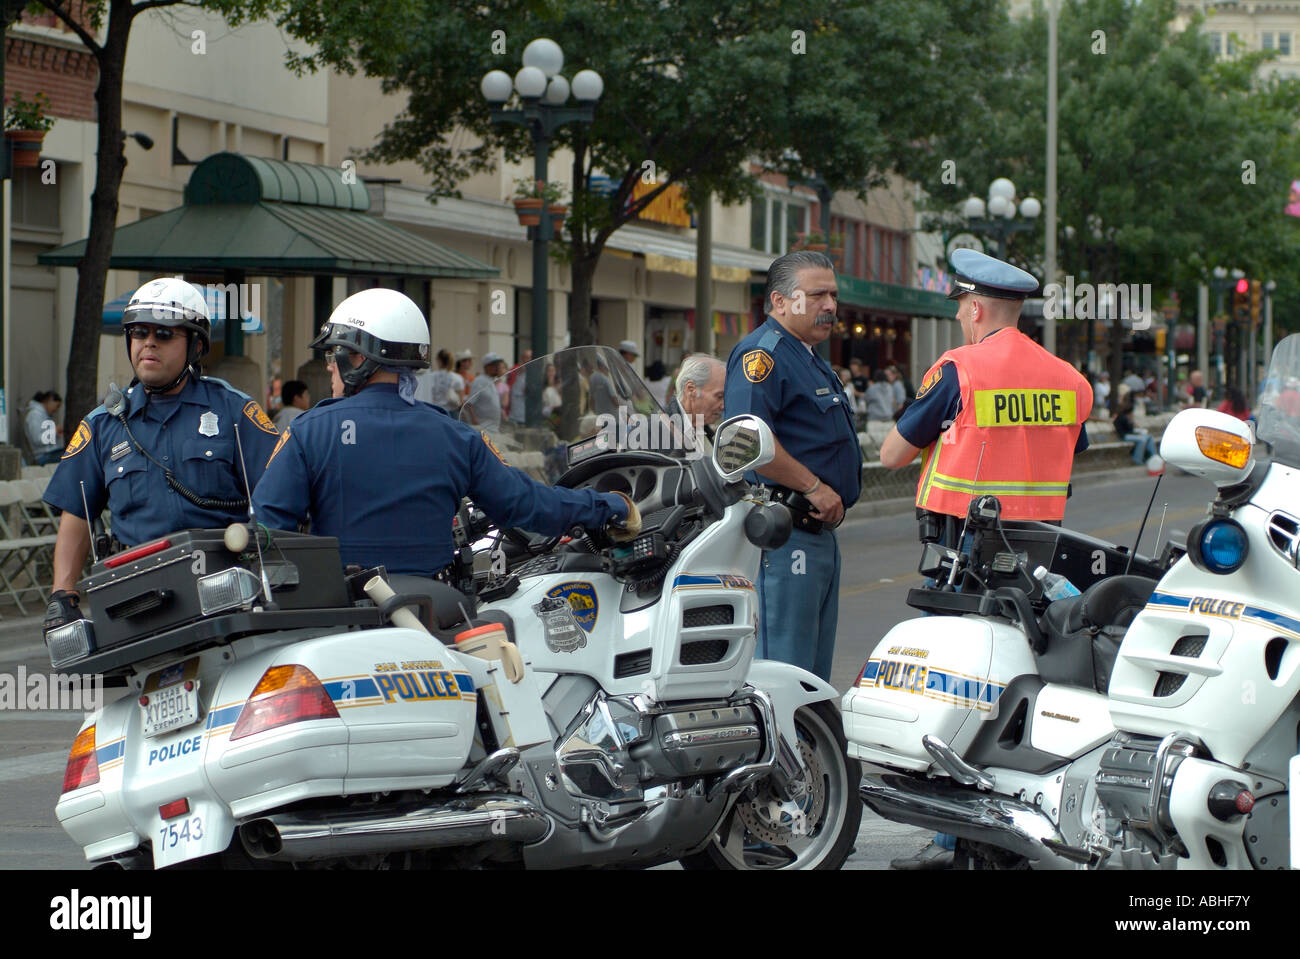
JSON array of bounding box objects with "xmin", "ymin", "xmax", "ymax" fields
[
  {"xmin": 0, "ymin": 666, "xmax": 102, "ymax": 713},
  {"xmin": 1041, "ymin": 277, "xmax": 1154, "ymax": 331}
]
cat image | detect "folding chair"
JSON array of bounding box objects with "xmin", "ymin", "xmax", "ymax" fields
[
  {"xmin": 0, "ymin": 483, "xmax": 57, "ymax": 615},
  {"xmin": 13, "ymin": 478, "xmax": 59, "ymax": 538}
]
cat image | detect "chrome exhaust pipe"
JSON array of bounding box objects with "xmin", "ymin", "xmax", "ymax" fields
[
  {"xmin": 860, "ymin": 773, "xmax": 1092, "ymax": 867},
  {"xmin": 240, "ymin": 794, "xmax": 550, "ymax": 862}
]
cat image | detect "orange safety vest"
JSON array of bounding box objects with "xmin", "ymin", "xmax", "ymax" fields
[{"xmin": 915, "ymin": 328, "xmax": 1092, "ymax": 520}]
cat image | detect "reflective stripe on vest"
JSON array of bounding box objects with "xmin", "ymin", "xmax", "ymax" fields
[{"xmin": 914, "ymin": 329, "xmax": 1091, "ymax": 521}]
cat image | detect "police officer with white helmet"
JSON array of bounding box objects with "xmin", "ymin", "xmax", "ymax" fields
[
  {"xmin": 42, "ymin": 276, "xmax": 281, "ymax": 634},
  {"xmin": 252, "ymin": 289, "xmax": 638, "ymax": 578}
]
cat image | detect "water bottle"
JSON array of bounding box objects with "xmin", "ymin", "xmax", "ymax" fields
[{"xmin": 1034, "ymin": 565, "xmax": 1081, "ymax": 601}]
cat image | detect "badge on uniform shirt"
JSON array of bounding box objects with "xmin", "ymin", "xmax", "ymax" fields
[
  {"xmin": 199, "ymin": 411, "xmax": 220, "ymax": 437},
  {"xmin": 62, "ymin": 420, "xmax": 92, "ymax": 458},
  {"xmin": 915, "ymin": 366, "xmax": 943, "ymax": 399},
  {"xmin": 243, "ymin": 401, "xmax": 278, "ymax": 436},
  {"xmin": 743, "ymin": 349, "xmax": 774, "ymax": 383},
  {"xmin": 481, "ymin": 431, "xmax": 508, "ymax": 465},
  {"xmin": 816, "ymin": 387, "xmax": 831, "ymax": 396},
  {"xmin": 109, "ymin": 441, "xmax": 131, "ymax": 462},
  {"xmin": 266, "ymin": 427, "xmax": 292, "ymax": 467}
]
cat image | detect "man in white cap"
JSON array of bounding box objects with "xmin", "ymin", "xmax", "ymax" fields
[
  {"xmin": 464, "ymin": 352, "xmax": 506, "ymax": 429},
  {"xmin": 618, "ymin": 340, "xmax": 640, "ymax": 367}
]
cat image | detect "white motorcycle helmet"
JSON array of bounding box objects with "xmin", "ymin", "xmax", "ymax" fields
[
  {"xmin": 310, "ymin": 288, "xmax": 431, "ymax": 395},
  {"xmin": 121, "ymin": 277, "xmax": 213, "ymax": 392}
]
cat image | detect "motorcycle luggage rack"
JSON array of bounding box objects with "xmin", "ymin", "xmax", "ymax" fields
[{"xmin": 55, "ymin": 606, "xmax": 386, "ymax": 678}]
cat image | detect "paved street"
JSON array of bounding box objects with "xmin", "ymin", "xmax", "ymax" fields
[{"xmin": 0, "ymin": 467, "xmax": 1214, "ymax": 869}]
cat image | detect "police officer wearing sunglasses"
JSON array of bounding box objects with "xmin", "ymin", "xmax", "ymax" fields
[{"xmin": 42, "ymin": 277, "xmax": 281, "ymax": 635}]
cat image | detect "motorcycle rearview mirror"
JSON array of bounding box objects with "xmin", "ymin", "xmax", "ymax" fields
[
  {"xmin": 1159, "ymin": 408, "xmax": 1254, "ymax": 485},
  {"xmin": 712, "ymin": 415, "xmax": 775, "ymax": 483},
  {"xmin": 744, "ymin": 502, "xmax": 792, "ymax": 550}
]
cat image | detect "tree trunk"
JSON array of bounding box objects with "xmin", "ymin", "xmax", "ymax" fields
[
  {"xmin": 567, "ymin": 255, "xmax": 598, "ymax": 348},
  {"xmin": 64, "ymin": 0, "xmax": 133, "ymax": 432}
]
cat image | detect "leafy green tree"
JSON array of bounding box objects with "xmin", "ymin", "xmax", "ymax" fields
[
  {"xmin": 28, "ymin": 0, "xmax": 414, "ymax": 430},
  {"xmin": 922, "ymin": 0, "xmax": 1300, "ymax": 402},
  {"xmin": 306, "ymin": 0, "xmax": 1001, "ymax": 347}
]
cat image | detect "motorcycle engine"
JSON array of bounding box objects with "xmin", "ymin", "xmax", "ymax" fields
[{"xmin": 555, "ymin": 692, "xmax": 763, "ymax": 805}]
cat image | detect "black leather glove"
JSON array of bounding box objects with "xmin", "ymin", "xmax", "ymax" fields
[{"xmin": 44, "ymin": 590, "xmax": 82, "ymax": 636}]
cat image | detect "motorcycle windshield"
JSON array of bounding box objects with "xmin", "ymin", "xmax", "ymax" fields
[
  {"xmin": 458, "ymin": 345, "xmax": 696, "ymax": 485},
  {"xmin": 1256, "ymin": 333, "xmax": 1300, "ymax": 469}
]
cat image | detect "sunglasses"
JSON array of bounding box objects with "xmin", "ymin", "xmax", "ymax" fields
[
  {"xmin": 324, "ymin": 345, "xmax": 353, "ymax": 366},
  {"xmin": 125, "ymin": 325, "xmax": 180, "ymax": 342}
]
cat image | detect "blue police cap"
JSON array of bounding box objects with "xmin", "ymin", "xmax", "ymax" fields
[{"xmin": 946, "ymin": 249, "xmax": 1040, "ymax": 300}]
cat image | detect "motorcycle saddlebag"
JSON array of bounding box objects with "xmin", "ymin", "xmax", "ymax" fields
[{"xmin": 81, "ymin": 529, "xmax": 348, "ymax": 652}]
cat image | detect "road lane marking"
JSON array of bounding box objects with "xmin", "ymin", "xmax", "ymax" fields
[
  {"xmin": 0, "ymin": 750, "xmax": 69, "ymax": 783},
  {"xmin": 0, "ymin": 711, "xmax": 92, "ymax": 722}
]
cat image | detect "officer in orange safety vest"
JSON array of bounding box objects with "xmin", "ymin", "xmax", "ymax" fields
[
  {"xmin": 878, "ymin": 249, "xmax": 1092, "ymax": 874},
  {"xmin": 880, "ymin": 248, "xmax": 1092, "ymax": 534}
]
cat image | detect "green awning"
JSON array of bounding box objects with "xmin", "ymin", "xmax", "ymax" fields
[
  {"xmin": 836, "ymin": 275, "xmax": 956, "ymax": 318},
  {"xmin": 38, "ymin": 152, "xmax": 498, "ymax": 280}
]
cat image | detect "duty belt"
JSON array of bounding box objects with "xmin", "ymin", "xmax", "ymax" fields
[{"xmin": 766, "ymin": 485, "xmax": 826, "ymax": 535}]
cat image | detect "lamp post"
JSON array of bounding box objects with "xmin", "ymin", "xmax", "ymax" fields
[
  {"xmin": 1264, "ymin": 280, "xmax": 1277, "ymax": 388},
  {"xmin": 481, "ymin": 39, "xmax": 602, "ymax": 360},
  {"xmin": 959, "ymin": 178, "xmax": 1041, "ymax": 261}
]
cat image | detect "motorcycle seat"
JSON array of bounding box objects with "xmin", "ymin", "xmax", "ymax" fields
[
  {"xmin": 1036, "ymin": 575, "xmax": 1157, "ymax": 693},
  {"xmin": 387, "ymin": 575, "xmax": 477, "ymax": 631},
  {"xmin": 385, "ymin": 575, "xmax": 518, "ymax": 647}
]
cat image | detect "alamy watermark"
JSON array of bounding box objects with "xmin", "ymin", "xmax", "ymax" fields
[
  {"xmin": 595, "ymin": 410, "xmax": 710, "ymax": 460},
  {"xmin": 1042, "ymin": 277, "xmax": 1154, "ymax": 331},
  {"xmin": 137, "ymin": 279, "xmax": 260, "ymax": 332},
  {"xmin": 0, "ymin": 666, "xmax": 103, "ymax": 714}
]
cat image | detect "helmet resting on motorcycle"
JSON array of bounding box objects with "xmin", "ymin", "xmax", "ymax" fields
[
  {"xmin": 121, "ymin": 277, "xmax": 212, "ymax": 393},
  {"xmin": 311, "ymin": 289, "xmax": 431, "ymax": 396}
]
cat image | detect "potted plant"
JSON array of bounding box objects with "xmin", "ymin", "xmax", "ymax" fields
[
  {"xmin": 5, "ymin": 92, "xmax": 55, "ymax": 169},
  {"xmin": 802, "ymin": 230, "xmax": 829, "ymax": 252},
  {"xmin": 828, "ymin": 232, "xmax": 845, "ymax": 269},
  {"xmin": 511, "ymin": 177, "xmax": 565, "ymax": 227}
]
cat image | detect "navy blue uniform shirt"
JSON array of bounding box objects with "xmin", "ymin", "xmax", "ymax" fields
[
  {"xmin": 724, "ymin": 316, "xmax": 863, "ymax": 506},
  {"xmin": 44, "ymin": 375, "xmax": 281, "ymax": 546},
  {"xmin": 250, "ymin": 383, "xmax": 627, "ymax": 577}
]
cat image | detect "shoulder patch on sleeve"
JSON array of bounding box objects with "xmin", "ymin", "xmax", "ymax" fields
[
  {"xmin": 266, "ymin": 427, "xmax": 292, "ymax": 467},
  {"xmin": 481, "ymin": 430, "xmax": 508, "ymax": 465},
  {"xmin": 915, "ymin": 366, "xmax": 943, "ymax": 399},
  {"xmin": 742, "ymin": 349, "xmax": 774, "ymax": 384},
  {"xmin": 243, "ymin": 400, "xmax": 278, "ymax": 436},
  {"xmin": 62, "ymin": 420, "xmax": 92, "ymax": 459}
]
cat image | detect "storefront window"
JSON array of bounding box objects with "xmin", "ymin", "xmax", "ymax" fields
[
  {"xmin": 786, "ymin": 202, "xmax": 806, "ymax": 251},
  {"xmin": 750, "ymin": 197, "xmax": 768, "ymax": 252}
]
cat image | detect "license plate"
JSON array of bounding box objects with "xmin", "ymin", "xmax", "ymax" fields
[{"xmin": 141, "ymin": 673, "xmax": 201, "ymax": 739}]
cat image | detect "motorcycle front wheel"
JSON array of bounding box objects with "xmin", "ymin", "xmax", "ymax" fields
[{"xmin": 681, "ymin": 701, "xmax": 861, "ymax": 870}]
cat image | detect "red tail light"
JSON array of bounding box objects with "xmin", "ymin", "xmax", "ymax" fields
[
  {"xmin": 63, "ymin": 725, "xmax": 100, "ymax": 793},
  {"xmin": 229, "ymin": 665, "xmax": 339, "ymax": 741}
]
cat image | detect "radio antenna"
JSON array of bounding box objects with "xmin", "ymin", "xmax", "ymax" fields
[
  {"xmin": 79, "ymin": 481, "xmax": 98, "ymax": 565},
  {"xmin": 233, "ymin": 422, "xmax": 273, "ymax": 605},
  {"xmin": 1152, "ymin": 504, "xmax": 1169, "ymax": 563},
  {"xmin": 947, "ymin": 441, "xmax": 988, "ymax": 588},
  {"xmin": 1126, "ymin": 473, "xmax": 1163, "ymax": 575}
]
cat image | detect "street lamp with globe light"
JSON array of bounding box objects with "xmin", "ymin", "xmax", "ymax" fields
[
  {"xmin": 481, "ymin": 39, "xmax": 602, "ymax": 361},
  {"xmin": 958, "ymin": 178, "xmax": 1041, "ymax": 260}
]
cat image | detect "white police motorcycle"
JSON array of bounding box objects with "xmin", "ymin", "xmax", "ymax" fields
[
  {"xmin": 1092, "ymin": 335, "xmax": 1300, "ymax": 870},
  {"xmin": 49, "ymin": 346, "xmax": 859, "ymax": 870},
  {"xmin": 841, "ymin": 451, "xmax": 1169, "ymax": 869}
]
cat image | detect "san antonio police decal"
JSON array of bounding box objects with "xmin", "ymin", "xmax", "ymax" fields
[
  {"xmin": 533, "ymin": 586, "xmax": 592, "ymax": 654},
  {"xmin": 545, "ymin": 581, "xmax": 598, "ymax": 633}
]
